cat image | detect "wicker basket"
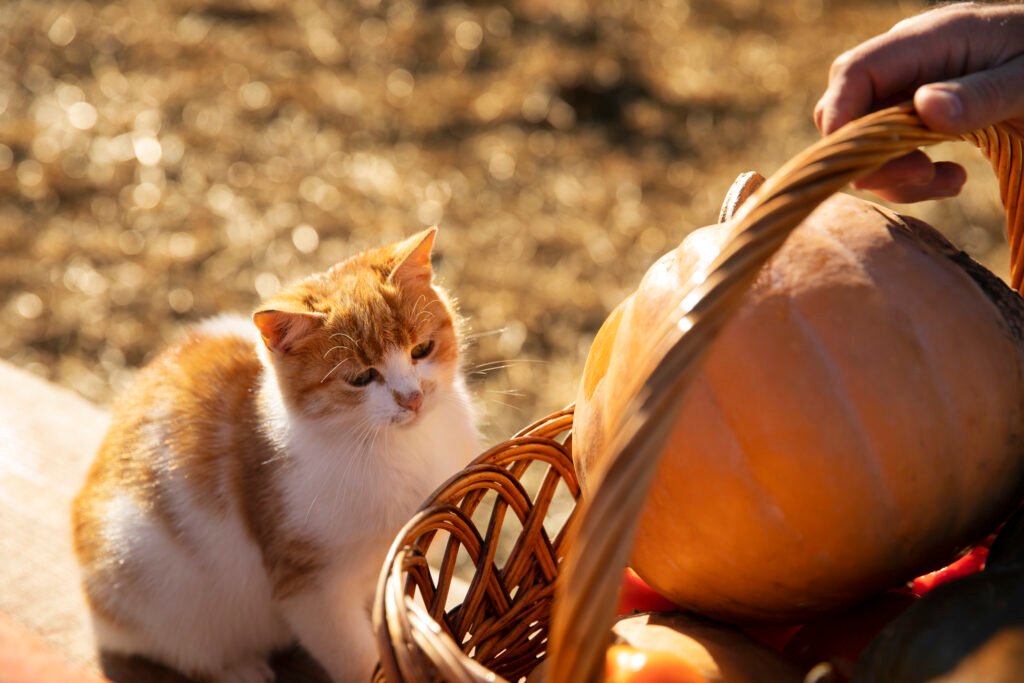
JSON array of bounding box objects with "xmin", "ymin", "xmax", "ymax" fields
[{"xmin": 372, "ymin": 106, "xmax": 1024, "ymax": 683}]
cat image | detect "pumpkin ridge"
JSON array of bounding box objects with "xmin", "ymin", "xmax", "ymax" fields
[
  {"xmin": 837, "ymin": 213, "xmax": 968, "ymax": 544},
  {"xmin": 782, "ymin": 292, "xmax": 899, "ymax": 521},
  {"xmin": 698, "ymin": 375, "xmax": 794, "ymax": 539},
  {"xmin": 812, "ymin": 205, "xmax": 1014, "ymax": 549},
  {"xmin": 860, "ymin": 225, "xmax": 970, "ymax": 544},
  {"xmin": 697, "ymin": 292, "xmax": 902, "ymax": 608},
  {"xmin": 801, "ymin": 202, "xmax": 877, "ymax": 276},
  {"xmin": 885, "ymin": 308, "xmax": 963, "ymax": 545},
  {"xmin": 684, "ymin": 377, "xmax": 835, "ymax": 611}
]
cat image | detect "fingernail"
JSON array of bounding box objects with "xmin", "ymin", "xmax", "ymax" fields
[{"xmin": 920, "ymin": 87, "xmax": 964, "ymax": 124}]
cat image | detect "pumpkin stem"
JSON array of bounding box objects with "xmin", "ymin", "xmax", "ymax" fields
[{"xmin": 718, "ymin": 171, "xmax": 767, "ymax": 223}]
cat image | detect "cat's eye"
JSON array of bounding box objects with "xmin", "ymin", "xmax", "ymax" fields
[
  {"xmin": 411, "ymin": 340, "xmax": 434, "ymax": 360},
  {"xmin": 348, "ymin": 368, "xmax": 379, "ymax": 387}
]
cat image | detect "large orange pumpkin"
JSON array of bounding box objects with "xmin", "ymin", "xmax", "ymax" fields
[{"xmin": 574, "ymin": 190, "xmax": 1024, "ymax": 622}]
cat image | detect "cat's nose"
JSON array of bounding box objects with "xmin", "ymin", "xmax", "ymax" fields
[{"xmin": 395, "ymin": 390, "xmax": 423, "ymax": 413}]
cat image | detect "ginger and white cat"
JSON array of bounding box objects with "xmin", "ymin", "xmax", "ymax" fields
[{"xmin": 72, "ymin": 228, "xmax": 479, "ymax": 683}]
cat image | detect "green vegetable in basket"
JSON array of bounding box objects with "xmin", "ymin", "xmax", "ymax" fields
[{"xmin": 854, "ymin": 566, "xmax": 1024, "ymax": 682}]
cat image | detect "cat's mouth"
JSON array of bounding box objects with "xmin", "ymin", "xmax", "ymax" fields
[{"xmin": 391, "ymin": 410, "xmax": 422, "ymax": 427}]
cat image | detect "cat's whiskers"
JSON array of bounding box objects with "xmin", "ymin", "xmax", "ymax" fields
[
  {"xmin": 440, "ymin": 388, "xmax": 486, "ymax": 415},
  {"xmin": 341, "ymin": 423, "xmax": 392, "ymax": 519},
  {"xmin": 411, "ymin": 294, "xmax": 436, "ymax": 330},
  {"xmin": 464, "ymin": 327, "xmax": 508, "ymax": 341},
  {"xmin": 460, "ymin": 327, "xmax": 508, "ymax": 349},
  {"xmin": 302, "ymin": 493, "xmax": 320, "ymax": 526},
  {"xmin": 320, "ymin": 416, "xmax": 377, "ymax": 516},
  {"xmin": 467, "ymin": 358, "xmax": 547, "ymax": 377},
  {"xmin": 321, "ymin": 357, "xmax": 354, "ymax": 383},
  {"xmin": 478, "ymin": 396, "xmax": 525, "ymax": 413},
  {"xmin": 323, "ymin": 344, "xmax": 354, "ymax": 359},
  {"xmin": 486, "ymin": 388, "xmax": 526, "ymax": 397},
  {"xmin": 333, "ymin": 420, "xmax": 385, "ymax": 509}
]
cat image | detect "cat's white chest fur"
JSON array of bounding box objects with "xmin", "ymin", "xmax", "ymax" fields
[
  {"xmin": 258, "ymin": 365, "xmax": 479, "ymax": 682},
  {"xmin": 268, "ymin": 374, "xmax": 479, "ymax": 549}
]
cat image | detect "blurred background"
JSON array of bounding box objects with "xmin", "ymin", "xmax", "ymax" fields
[{"xmin": 0, "ymin": 0, "xmax": 1007, "ymax": 443}]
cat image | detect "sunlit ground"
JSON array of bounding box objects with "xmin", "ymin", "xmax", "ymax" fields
[{"xmin": 0, "ymin": 0, "xmax": 1005, "ymax": 443}]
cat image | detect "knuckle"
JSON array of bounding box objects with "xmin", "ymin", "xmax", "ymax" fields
[
  {"xmin": 829, "ymin": 50, "xmax": 857, "ymax": 80},
  {"xmin": 888, "ymin": 16, "xmax": 918, "ymax": 33}
]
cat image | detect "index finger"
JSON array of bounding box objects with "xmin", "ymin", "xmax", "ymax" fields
[{"xmin": 815, "ymin": 7, "xmax": 981, "ymax": 134}]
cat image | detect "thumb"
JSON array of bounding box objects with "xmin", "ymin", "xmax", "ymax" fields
[{"xmin": 914, "ymin": 54, "xmax": 1024, "ymax": 135}]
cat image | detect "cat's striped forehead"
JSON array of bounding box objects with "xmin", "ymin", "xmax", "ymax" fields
[
  {"xmin": 273, "ymin": 252, "xmax": 457, "ymax": 369},
  {"xmin": 321, "ymin": 278, "xmax": 450, "ymax": 365}
]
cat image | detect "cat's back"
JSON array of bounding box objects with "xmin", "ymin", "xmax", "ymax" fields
[
  {"xmin": 125, "ymin": 314, "xmax": 264, "ymax": 421},
  {"xmin": 71, "ymin": 315, "xmax": 293, "ymax": 665},
  {"xmin": 73, "ymin": 314, "xmax": 269, "ymax": 569},
  {"xmin": 87, "ymin": 313, "xmax": 263, "ymax": 466}
]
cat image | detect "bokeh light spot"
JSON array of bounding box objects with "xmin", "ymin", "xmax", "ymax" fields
[
  {"xmin": 455, "ymin": 21, "xmax": 484, "ymax": 51},
  {"xmin": 291, "ymin": 224, "xmax": 320, "ymax": 254},
  {"xmin": 254, "ymin": 272, "xmax": 281, "ymax": 299},
  {"xmin": 48, "ymin": 16, "xmax": 76, "ymax": 46},
  {"xmin": 17, "ymin": 160, "xmax": 44, "ymax": 187},
  {"xmin": 168, "ymin": 232, "xmax": 197, "ymax": 259},
  {"xmin": 15, "ymin": 293, "xmax": 44, "ymax": 320},
  {"xmin": 240, "ymin": 81, "xmax": 272, "ymax": 110},
  {"xmin": 488, "ymin": 152, "xmax": 515, "ymax": 181},
  {"xmin": 133, "ymin": 182, "xmax": 162, "ymax": 209},
  {"xmin": 386, "ymin": 69, "xmax": 414, "ymax": 98},
  {"xmin": 68, "ymin": 101, "xmax": 98, "ymax": 130},
  {"xmin": 133, "ymin": 136, "xmax": 162, "ymax": 166},
  {"xmin": 168, "ymin": 288, "xmax": 194, "ymax": 313}
]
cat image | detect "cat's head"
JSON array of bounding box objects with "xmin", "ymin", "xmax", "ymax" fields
[{"xmin": 253, "ymin": 228, "xmax": 463, "ymax": 428}]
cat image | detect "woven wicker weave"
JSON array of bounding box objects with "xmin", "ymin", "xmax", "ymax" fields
[{"xmin": 372, "ymin": 105, "xmax": 1024, "ymax": 683}]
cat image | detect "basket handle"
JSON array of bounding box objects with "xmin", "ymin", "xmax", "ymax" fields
[{"xmin": 544, "ymin": 105, "xmax": 1024, "ymax": 683}]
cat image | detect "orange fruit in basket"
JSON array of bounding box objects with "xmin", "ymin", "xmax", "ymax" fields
[
  {"xmin": 606, "ymin": 645, "xmax": 709, "ymax": 683},
  {"xmin": 608, "ymin": 612, "xmax": 802, "ymax": 682},
  {"xmin": 574, "ymin": 190, "xmax": 1024, "ymax": 622}
]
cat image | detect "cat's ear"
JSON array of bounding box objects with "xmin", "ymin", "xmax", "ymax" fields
[
  {"xmin": 388, "ymin": 227, "xmax": 436, "ymax": 286},
  {"xmin": 252, "ymin": 308, "xmax": 325, "ymax": 354}
]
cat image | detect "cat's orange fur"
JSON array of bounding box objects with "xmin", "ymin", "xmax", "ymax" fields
[{"xmin": 72, "ymin": 228, "xmax": 479, "ymax": 683}]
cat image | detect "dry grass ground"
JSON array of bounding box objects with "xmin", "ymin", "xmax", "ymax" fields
[{"xmin": 0, "ymin": 0, "xmax": 1007, "ymax": 442}]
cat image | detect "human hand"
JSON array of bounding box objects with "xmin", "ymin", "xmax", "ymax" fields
[{"xmin": 814, "ymin": 2, "xmax": 1024, "ymax": 203}]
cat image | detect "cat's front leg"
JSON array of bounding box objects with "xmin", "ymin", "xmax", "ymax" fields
[{"xmin": 278, "ymin": 567, "xmax": 379, "ymax": 683}]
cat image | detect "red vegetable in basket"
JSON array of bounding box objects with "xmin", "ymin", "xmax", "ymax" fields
[
  {"xmin": 912, "ymin": 545, "xmax": 988, "ymax": 596},
  {"xmin": 618, "ymin": 568, "xmax": 683, "ymax": 615},
  {"xmin": 574, "ymin": 188, "xmax": 1024, "ymax": 623}
]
